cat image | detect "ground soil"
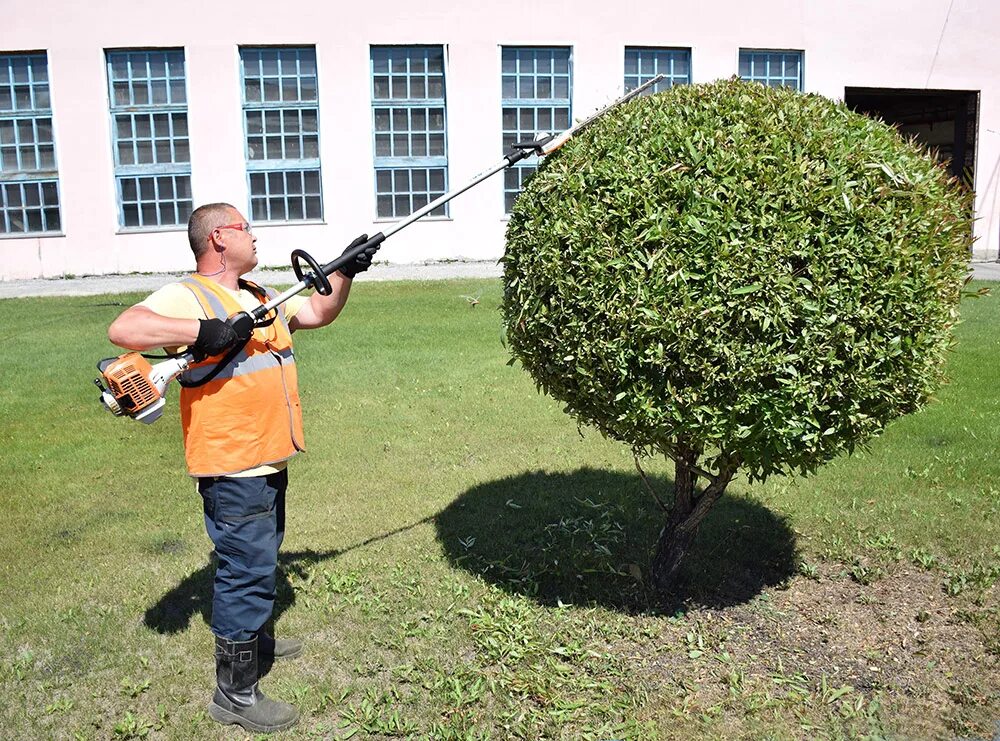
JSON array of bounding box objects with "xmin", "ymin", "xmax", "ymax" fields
[{"xmin": 641, "ymin": 563, "xmax": 1000, "ymax": 738}]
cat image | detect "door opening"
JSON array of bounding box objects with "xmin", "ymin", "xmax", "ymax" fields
[{"xmin": 844, "ymin": 87, "xmax": 979, "ymax": 189}]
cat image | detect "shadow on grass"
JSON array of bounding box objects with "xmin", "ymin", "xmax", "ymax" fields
[
  {"xmin": 143, "ymin": 547, "xmax": 340, "ymax": 678},
  {"xmin": 143, "ymin": 517, "xmax": 434, "ymax": 676},
  {"xmin": 436, "ymin": 467, "xmax": 797, "ymax": 613},
  {"xmin": 142, "ymin": 548, "xmax": 336, "ymax": 639}
]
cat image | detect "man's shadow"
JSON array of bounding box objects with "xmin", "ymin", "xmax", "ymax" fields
[
  {"xmin": 435, "ymin": 467, "xmax": 798, "ymax": 613},
  {"xmin": 143, "ymin": 547, "xmax": 336, "ymax": 677},
  {"xmin": 143, "ymin": 548, "xmax": 328, "ymax": 635},
  {"xmin": 143, "ymin": 520, "xmax": 432, "ymax": 677}
]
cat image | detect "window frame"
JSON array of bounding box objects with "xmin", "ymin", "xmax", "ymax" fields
[
  {"xmin": 239, "ymin": 45, "xmax": 324, "ymax": 224},
  {"xmin": 0, "ymin": 51, "xmax": 62, "ymax": 237},
  {"xmin": 500, "ymin": 45, "xmax": 572, "ymax": 215},
  {"xmin": 105, "ymin": 47, "xmax": 192, "ymax": 232},
  {"xmin": 738, "ymin": 48, "xmax": 804, "ymax": 91},
  {"xmin": 624, "ymin": 46, "xmax": 692, "ymax": 94},
  {"xmin": 370, "ymin": 44, "xmax": 449, "ymax": 221}
]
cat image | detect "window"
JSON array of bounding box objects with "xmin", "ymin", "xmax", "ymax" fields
[
  {"xmin": 371, "ymin": 46, "xmax": 448, "ymax": 219},
  {"xmin": 738, "ymin": 49, "xmax": 803, "ymax": 91},
  {"xmin": 106, "ymin": 49, "xmax": 191, "ymax": 229},
  {"xmin": 241, "ymin": 47, "xmax": 321, "ymax": 222},
  {"xmin": 624, "ymin": 47, "xmax": 691, "ymax": 94},
  {"xmin": 501, "ymin": 46, "xmax": 571, "ymax": 213},
  {"xmin": 0, "ymin": 52, "xmax": 60, "ymax": 235}
]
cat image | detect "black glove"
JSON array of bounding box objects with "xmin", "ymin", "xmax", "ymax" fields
[
  {"xmin": 227, "ymin": 311, "xmax": 254, "ymax": 343},
  {"xmin": 337, "ymin": 233, "xmax": 379, "ymax": 279},
  {"xmin": 192, "ymin": 318, "xmax": 238, "ymax": 360}
]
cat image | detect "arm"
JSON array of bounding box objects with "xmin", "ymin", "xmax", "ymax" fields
[
  {"xmin": 108, "ymin": 305, "xmax": 200, "ymax": 351},
  {"xmin": 287, "ymin": 272, "xmax": 353, "ymax": 331},
  {"xmin": 288, "ymin": 234, "xmax": 379, "ymax": 331}
]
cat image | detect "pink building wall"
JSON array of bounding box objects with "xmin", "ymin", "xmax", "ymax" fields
[{"xmin": 1, "ymin": 0, "xmax": 996, "ymax": 279}]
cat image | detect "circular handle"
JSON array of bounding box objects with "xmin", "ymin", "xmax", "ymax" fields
[{"xmin": 290, "ymin": 249, "xmax": 332, "ymax": 296}]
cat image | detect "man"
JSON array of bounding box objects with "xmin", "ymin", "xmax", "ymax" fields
[{"xmin": 108, "ymin": 202, "xmax": 377, "ymax": 733}]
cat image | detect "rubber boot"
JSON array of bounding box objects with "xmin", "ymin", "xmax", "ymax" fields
[
  {"xmin": 258, "ymin": 632, "xmax": 303, "ymax": 660},
  {"xmin": 208, "ymin": 635, "xmax": 299, "ymax": 733}
]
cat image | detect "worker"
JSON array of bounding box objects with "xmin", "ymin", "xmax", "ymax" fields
[{"xmin": 107, "ymin": 202, "xmax": 378, "ymax": 733}]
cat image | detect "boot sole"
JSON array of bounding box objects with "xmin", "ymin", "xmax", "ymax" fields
[{"xmin": 208, "ymin": 702, "xmax": 298, "ymax": 733}]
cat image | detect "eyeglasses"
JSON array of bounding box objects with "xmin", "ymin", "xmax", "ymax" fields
[{"xmin": 215, "ymin": 222, "xmax": 252, "ymax": 235}]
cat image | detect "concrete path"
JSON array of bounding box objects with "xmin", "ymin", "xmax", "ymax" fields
[
  {"xmin": 971, "ymin": 260, "xmax": 1000, "ymax": 282},
  {"xmin": 0, "ymin": 260, "xmax": 503, "ymax": 299},
  {"xmin": 1, "ymin": 259, "xmax": 997, "ymax": 299}
]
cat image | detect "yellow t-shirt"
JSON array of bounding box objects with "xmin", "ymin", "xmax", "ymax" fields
[{"xmin": 140, "ymin": 280, "xmax": 309, "ymax": 478}]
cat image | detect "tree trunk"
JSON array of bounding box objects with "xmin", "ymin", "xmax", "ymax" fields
[{"xmin": 650, "ymin": 446, "xmax": 737, "ymax": 594}]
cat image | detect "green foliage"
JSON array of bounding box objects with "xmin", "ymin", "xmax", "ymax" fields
[{"xmin": 502, "ymin": 79, "xmax": 972, "ymax": 480}]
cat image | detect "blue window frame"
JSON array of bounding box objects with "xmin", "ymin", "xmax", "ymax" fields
[
  {"xmin": 738, "ymin": 49, "xmax": 803, "ymax": 91},
  {"xmin": 0, "ymin": 52, "xmax": 61, "ymax": 235},
  {"xmin": 501, "ymin": 46, "xmax": 571, "ymax": 214},
  {"xmin": 624, "ymin": 47, "xmax": 691, "ymax": 94},
  {"xmin": 371, "ymin": 46, "xmax": 448, "ymax": 219},
  {"xmin": 241, "ymin": 47, "xmax": 322, "ymax": 222},
  {"xmin": 106, "ymin": 49, "xmax": 192, "ymax": 229}
]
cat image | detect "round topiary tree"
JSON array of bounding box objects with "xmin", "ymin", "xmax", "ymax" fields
[{"xmin": 501, "ymin": 78, "xmax": 972, "ymax": 593}]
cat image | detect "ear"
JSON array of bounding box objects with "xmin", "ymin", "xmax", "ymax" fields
[{"xmin": 209, "ymin": 229, "xmax": 226, "ymax": 252}]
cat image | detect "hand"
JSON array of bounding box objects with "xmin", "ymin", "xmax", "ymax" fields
[
  {"xmin": 192, "ymin": 318, "xmax": 238, "ymax": 360},
  {"xmin": 337, "ymin": 233, "xmax": 379, "ymax": 279},
  {"xmin": 226, "ymin": 311, "xmax": 255, "ymax": 343}
]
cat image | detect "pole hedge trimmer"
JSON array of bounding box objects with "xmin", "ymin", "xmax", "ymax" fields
[{"xmin": 94, "ymin": 75, "xmax": 665, "ymax": 424}]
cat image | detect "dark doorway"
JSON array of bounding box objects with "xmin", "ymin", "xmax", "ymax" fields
[{"xmin": 844, "ymin": 87, "xmax": 979, "ymax": 189}]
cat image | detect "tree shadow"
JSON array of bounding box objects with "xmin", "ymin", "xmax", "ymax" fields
[{"xmin": 435, "ymin": 468, "xmax": 797, "ymax": 614}]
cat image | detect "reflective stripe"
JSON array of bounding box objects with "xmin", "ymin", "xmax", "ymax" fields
[
  {"xmin": 180, "ymin": 342, "xmax": 256, "ymax": 384},
  {"xmin": 182, "ymin": 346, "xmax": 295, "ymax": 384},
  {"xmin": 256, "ymin": 281, "xmax": 291, "ymax": 333},
  {"xmin": 178, "ymin": 277, "xmax": 236, "ymax": 386},
  {"xmin": 180, "ymin": 277, "xmax": 228, "ymax": 320},
  {"xmin": 181, "ymin": 277, "xmax": 292, "ymax": 333},
  {"xmin": 177, "ymin": 277, "xmax": 295, "ymax": 385}
]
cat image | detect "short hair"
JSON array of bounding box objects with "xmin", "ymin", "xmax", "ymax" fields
[{"xmin": 187, "ymin": 202, "xmax": 237, "ymax": 259}]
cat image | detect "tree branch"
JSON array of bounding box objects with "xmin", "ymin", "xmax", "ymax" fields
[
  {"xmin": 634, "ymin": 455, "xmax": 668, "ymax": 511},
  {"xmin": 690, "ymin": 456, "xmax": 740, "ymax": 508},
  {"xmin": 658, "ymin": 443, "xmax": 715, "ymax": 482}
]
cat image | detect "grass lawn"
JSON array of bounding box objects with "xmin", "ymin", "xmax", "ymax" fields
[{"xmin": 0, "ymin": 278, "xmax": 997, "ymax": 740}]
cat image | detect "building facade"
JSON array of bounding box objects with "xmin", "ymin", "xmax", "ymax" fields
[{"xmin": 1, "ymin": 0, "xmax": 996, "ymax": 280}]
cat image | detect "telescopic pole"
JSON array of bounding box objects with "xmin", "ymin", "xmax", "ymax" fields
[{"xmin": 251, "ymin": 74, "xmax": 665, "ymax": 322}]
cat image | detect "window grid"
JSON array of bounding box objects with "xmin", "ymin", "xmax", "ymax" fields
[
  {"xmin": 118, "ymin": 174, "xmax": 192, "ymax": 228},
  {"xmin": 501, "ymin": 47, "xmax": 571, "ymax": 213},
  {"xmin": 107, "ymin": 49, "xmax": 192, "ymax": 229},
  {"xmin": 738, "ymin": 50, "xmax": 803, "ymax": 91},
  {"xmin": 375, "ymin": 167, "xmax": 446, "ymax": 220},
  {"xmin": 248, "ymin": 169, "xmax": 322, "ymax": 221},
  {"xmin": 624, "ymin": 47, "xmax": 691, "ymax": 94},
  {"xmin": 241, "ymin": 47, "xmax": 322, "ymax": 222},
  {"xmin": 0, "ymin": 53, "xmax": 61, "ymax": 235},
  {"xmin": 371, "ymin": 46, "xmax": 448, "ymax": 219}
]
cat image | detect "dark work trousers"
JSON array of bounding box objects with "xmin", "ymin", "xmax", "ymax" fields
[{"xmin": 198, "ymin": 470, "xmax": 287, "ymax": 641}]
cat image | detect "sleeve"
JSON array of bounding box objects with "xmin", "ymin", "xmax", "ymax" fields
[
  {"xmin": 282, "ymin": 294, "xmax": 310, "ymax": 323},
  {"xmin": 136, "ymin": 282, "xmax": 205, "ymax": 354},
  {"xmin": 138, "ymin": 282, "xmax": 206, "ymax": 320}
]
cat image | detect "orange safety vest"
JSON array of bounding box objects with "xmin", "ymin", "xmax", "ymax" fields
[{"xmin": 177, "ymin": 275, "xmax": 305, "ymax": 477}]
